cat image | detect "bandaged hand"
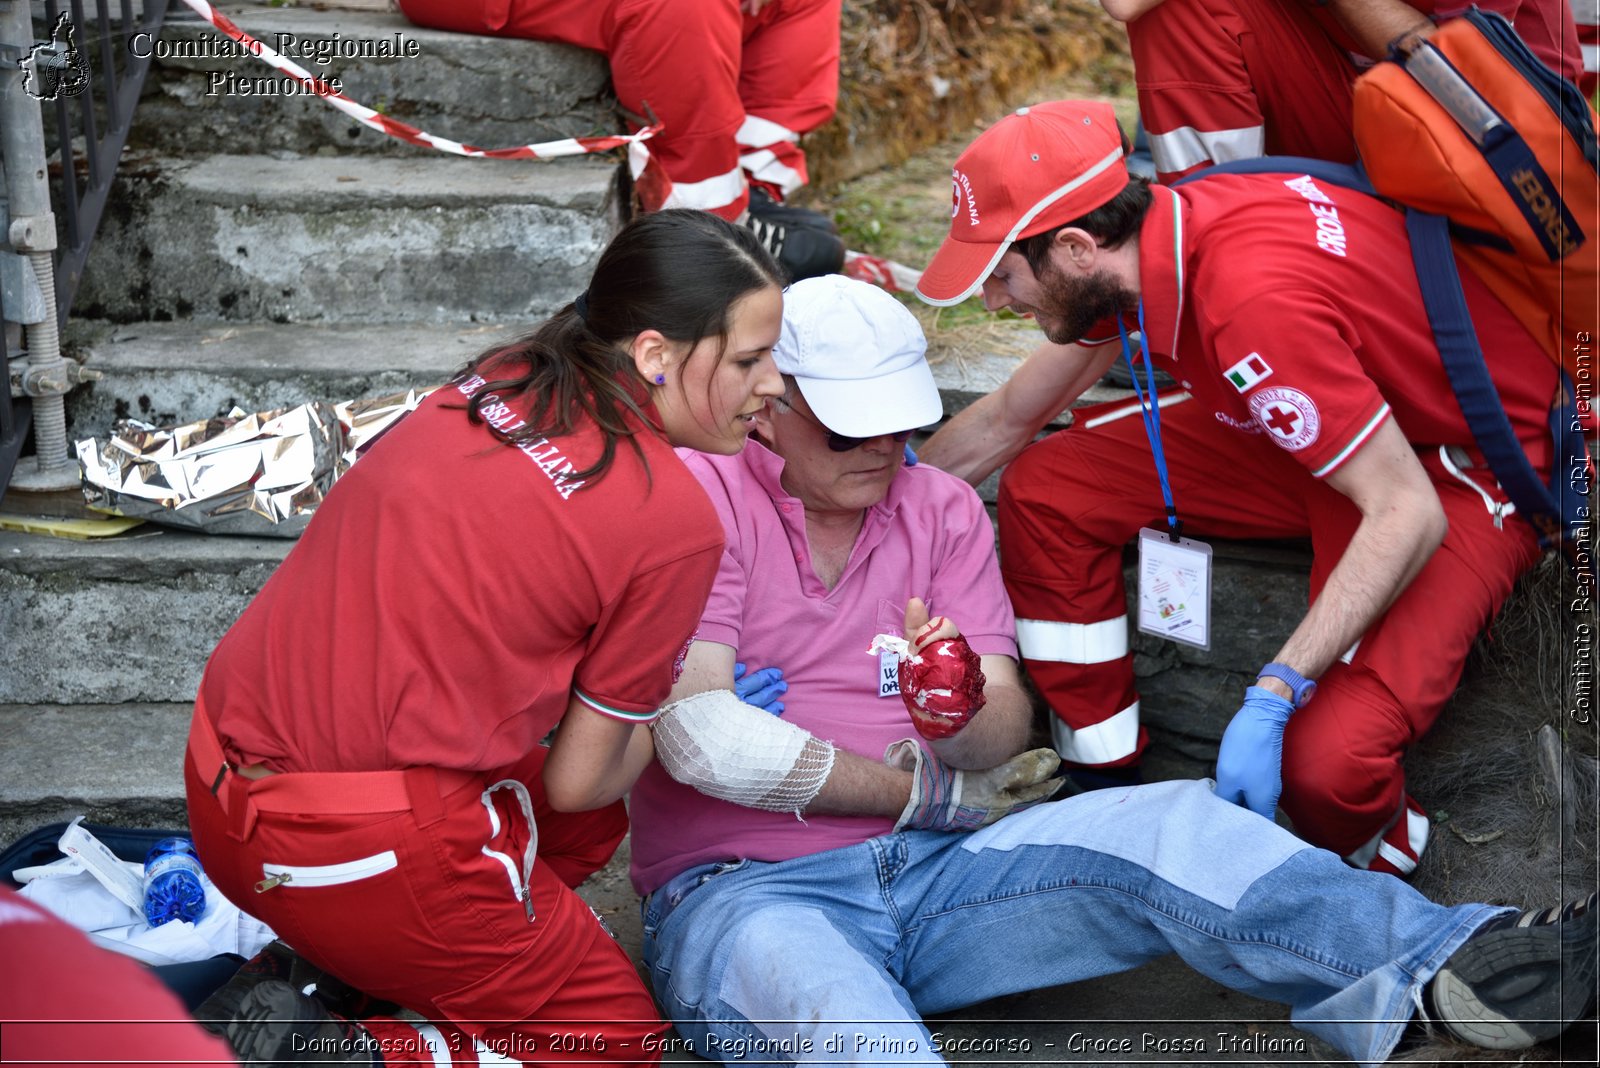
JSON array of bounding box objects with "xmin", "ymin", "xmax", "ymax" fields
[
  {"xmin": 869, "ymin": 599, "xmax": 987, "ymax": 740},
  {"xmin": 885, "ymin": 739, "xmax": 1063, "ymax": 832},
  {"xmin": 1213, "ymin": 686, "xmax": 1295, "ymax": 818}
]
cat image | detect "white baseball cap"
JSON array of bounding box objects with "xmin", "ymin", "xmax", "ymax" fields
[{"xmin": 773, "ymin": 275, "xmax": 944, "ymax": 438}]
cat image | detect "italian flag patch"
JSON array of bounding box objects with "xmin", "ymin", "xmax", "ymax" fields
[{"xmin": 1224, "ymin": 352, "xmax": 1273, "ymax": 393}]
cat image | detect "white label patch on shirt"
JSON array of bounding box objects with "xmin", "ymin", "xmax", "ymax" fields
[
  {"xmin": 1248, "ymin": 387, "xmax": 1321, "ymax": 451},
  {"xmin": 878, "ymin": 649, "xmax": 902, "ymax": 697}
]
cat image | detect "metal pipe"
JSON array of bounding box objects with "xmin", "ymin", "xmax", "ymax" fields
[{"xmin": 2, "ymin": 0, "xmax": 77, "ymax": 490}]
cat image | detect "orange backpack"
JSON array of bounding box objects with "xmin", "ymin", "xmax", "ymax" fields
[{"xmin": 1351, "ymin": 8, "xmax": 1598, "ymax": 383}]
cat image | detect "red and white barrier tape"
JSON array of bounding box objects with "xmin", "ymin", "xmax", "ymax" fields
[
  {"xmin": 175, "ymin": 0, "xmax": 660, "ymax": 159},
  {"xmin": 177, "ymin": 1, "xmax": 930, "ymax": 293}
]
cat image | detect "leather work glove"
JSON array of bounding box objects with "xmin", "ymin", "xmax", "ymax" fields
[
  {"xmin": 884, "ymin": 739, "xmax": 1064, "ymax": 832},
  {"xmin": 1213, "ymin": 686, "xmax": 1296, "ymax": 818},
  {"xmin": 732, "ymin": 662, "xmax": 786, "ymax": 716}
]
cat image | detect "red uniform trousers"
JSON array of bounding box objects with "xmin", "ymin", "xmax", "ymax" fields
[
  {"xmin": 1125, "ymin": 0, "xmax": 1583, "ymax": 183},
  {"xmin": 397, "ymin": 0, "xmax": 841, "ymax": 220},
  {"xmin": 185, "ymin": 708, "xmax": 665, "ymax": 1067},
  {"xmin": 997, "ymin": 392, "xmax": 1543, "ymax": 877}
]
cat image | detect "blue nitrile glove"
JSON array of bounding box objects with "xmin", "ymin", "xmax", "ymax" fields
[
  {"xmin": 732, "ymin": 662, "xmax": 787, "ymax": 716},
  {"xmin": 903, "ymin": 442, "xmax": 919, "ymax": 466},
  {"xmin": 1213, "ymin": 686, "xmax": 1295, "ymax": 818}
]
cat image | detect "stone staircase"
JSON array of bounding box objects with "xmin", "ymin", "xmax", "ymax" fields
[{"xmin": 1, "ymin": 0, "xmax": 630, "ymax": 841}]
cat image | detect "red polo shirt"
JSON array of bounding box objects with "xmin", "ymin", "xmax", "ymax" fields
[
  {"xmin": 201, "ymin": 370, "xmax": 723, "ymax": 774},
  {"xmin": 1133, "ymin": 177, "xmax": 1554, "ymax": 479}
]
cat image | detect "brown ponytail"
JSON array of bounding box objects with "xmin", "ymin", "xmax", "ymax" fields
[{"xmin": 461, "ymin": 210, "xmax": 783, "ymax": 484}]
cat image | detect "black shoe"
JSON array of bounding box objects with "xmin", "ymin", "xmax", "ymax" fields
[
  {"xmin": 223, "ymin": 979, "xmax": 379, "ymax": 1066},
  {"xmin": 1428, "ymin": 893, "xmax": 1598, "ymax": 1050},
  {"xmin": 197, "ymin": 941, "xmax": 391, "ymax": 1030},
  {"xmin": 745, "ymin": 210, "xmax": 845, "ymax": 283},
  {"xmin": 748, "ymin": 186, "xmax": 839, "ymax": 235}
]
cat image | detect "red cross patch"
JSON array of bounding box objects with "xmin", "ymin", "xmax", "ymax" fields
[{"xmin": 1247, "ymin": 387, "xmax": 1321, "ymax": 451}]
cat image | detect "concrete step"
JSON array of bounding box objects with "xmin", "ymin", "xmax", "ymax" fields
[
  {"xmin": 0, "ymin": 703, "xmax": 192, "ymax": 848},
  {"xmin": 78, "ymin": 153, "xmax": 619, "ymax": 324},
  {"xmin": 0, "ymin": 528, "xmax": 288, "ymax": 705},
  {"xmin": 61, "ymin": 323, "xmax": 1040, "ymax": 446},
  {"xmin": 63, "ymin": 320, "xmax": 510, "ymax": 443},
  {"xmin": 0, "ymin": 511, "xmax": 1307, "ymax": 729},
  {"xmin": 132, "ymin": 2, "xmax": 614, "ymax": 159}
]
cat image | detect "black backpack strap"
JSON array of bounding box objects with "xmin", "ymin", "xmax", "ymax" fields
[
  {"xmin": 1171, "ymin": 155, "xmax": 1375, "ymax": 195},
  {"xmin": 1405, "ymin": 208, "xmax": 1590, "ymax": 572}
]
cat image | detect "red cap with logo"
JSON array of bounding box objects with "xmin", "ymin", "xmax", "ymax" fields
[{"xmin": 915, "ymin": 101, "xmax": 1130, "ymax": 306}]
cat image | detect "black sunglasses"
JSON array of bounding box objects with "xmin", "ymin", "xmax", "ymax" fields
[{"xmin": 773, "ymin": 396, "xmax": 915, "ymax": 453}]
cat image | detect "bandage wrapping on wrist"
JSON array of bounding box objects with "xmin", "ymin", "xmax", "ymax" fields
[{"xmin": 653, "ymin": 689, "xmax": 836, "ymax": 813}]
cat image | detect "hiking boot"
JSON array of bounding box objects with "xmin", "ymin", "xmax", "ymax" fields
[
  {"xmin": 748, "ymin": 185, "xmax": 840, "ymax": 235},
  {"xmin": 222, "ymin": 979, "xmax": 379, "ymax": 1066},
  {"xmin": 1428, "ymin": 893, "xmax": 1599, "ymax": 1050},
  {"xmin": 745, "ymin": 207, "xmax": 845, "ymax": 283},
  {"xmin": 197, "ymin": 941, "xmax": 391, "ymax": 1030}
]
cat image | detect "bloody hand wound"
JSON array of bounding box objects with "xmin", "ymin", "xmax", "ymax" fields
[{"xmin": 899, "ymin": 633, "xmax": 987, "ymax": 739}]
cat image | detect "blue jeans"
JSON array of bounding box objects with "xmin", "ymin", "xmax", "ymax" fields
[{"xmin": 640, "ymin": 780, "xmax": 1506, "ymax": 1066}]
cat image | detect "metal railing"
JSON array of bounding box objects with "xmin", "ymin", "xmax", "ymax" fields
[{"xmin": 2, "ymin": 0, "xmax": 169, "ymax": 503}]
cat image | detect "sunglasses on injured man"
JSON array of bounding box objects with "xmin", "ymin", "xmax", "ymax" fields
[{"xmin": 774, "ymin": 395, "xmax": 915, "ymax": 452}]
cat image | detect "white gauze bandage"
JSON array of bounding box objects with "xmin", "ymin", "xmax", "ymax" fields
[{"xmin": 652, "ymin": 689, "xmax": 836, "ymax": 813}]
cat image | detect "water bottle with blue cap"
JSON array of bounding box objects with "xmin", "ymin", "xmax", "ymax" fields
[{"xmin": 142, "ymin": 837, "xmax": 207, "ymax": 926}]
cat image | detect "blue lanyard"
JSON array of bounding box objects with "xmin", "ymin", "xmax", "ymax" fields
[{"xmin": 1118, "ymin": 301, "xmax": 1182, "ymax": 542}]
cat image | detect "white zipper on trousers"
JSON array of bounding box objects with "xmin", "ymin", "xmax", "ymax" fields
[
  {"xmin": 255, "ymin": 851, "xmax": 397, "ymax": 893},
  {"xmin": 479, "ymin": 779, "xmax": 539, "ymax": 923},
  {"xmin": 1439, "ymin": 445, "xmax": 1515, "ymax": 529}
]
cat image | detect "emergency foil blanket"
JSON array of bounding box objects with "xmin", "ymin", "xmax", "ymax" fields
[{"xmin": 76, "ymin": 388, "xmax": 433, "ymax": 537}]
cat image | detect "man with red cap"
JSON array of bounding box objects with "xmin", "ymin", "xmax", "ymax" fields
[
  {"xmin": 1100, "ymin": 0, "xmax": 1581, "ymax": 183},
  {"xmin": 915, "ymin": 100, "xmax": 1567, "ymax": 879},
  {"xmin": 396, "ymin": 0, "xmax": 846, "ymax": 279}
]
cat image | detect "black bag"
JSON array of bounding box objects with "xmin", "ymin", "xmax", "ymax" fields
[{"xmin": 0, "ymin": 820, "xmax": 245, "ymax": 1011}]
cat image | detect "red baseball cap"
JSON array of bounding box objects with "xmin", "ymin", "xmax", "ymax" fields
[{"xmin": 915, "ymin": 101, "xmax": 1130, "ymax": 306}]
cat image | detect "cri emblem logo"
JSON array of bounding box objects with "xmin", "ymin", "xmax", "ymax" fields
[
  {"xmin": 1247, "ymin": 387, "xmax": 1321, "ymax": 451},
  {"xmin": 952, "ymin": 169, "xmax": 980, "ymax": 226}
]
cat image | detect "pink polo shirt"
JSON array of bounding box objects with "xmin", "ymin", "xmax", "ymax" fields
[{"xmin": 628, "ymin": 441, "xmax": 1017, "ymax": 895}]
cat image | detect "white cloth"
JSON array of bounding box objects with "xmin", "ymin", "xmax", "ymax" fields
[{"xmin": 17, "ymin": 849, "xmax": 274, "ymax": 965}]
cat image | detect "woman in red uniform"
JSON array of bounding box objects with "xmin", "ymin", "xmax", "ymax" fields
[{"xmin": 185, "ymin": 210, "xmax": 786, "ymax": 1066}]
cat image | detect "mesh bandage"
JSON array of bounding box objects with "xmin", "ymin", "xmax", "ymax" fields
[{"xmin": 653, "ymin": 689, "xmax": 836, "ymax": 813}]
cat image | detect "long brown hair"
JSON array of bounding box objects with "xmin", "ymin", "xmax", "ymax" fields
[{"xmin": 462, "ymin": 210, "xmax": 782, "ymax": 483}]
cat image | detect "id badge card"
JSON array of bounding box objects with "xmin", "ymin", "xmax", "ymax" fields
[{"xmin": 1136, "ymin": 527, "xmax": 1213, "ymax": 650}]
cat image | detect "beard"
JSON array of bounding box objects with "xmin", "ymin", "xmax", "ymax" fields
[{"xmin": 1032, "ymin": 259, "xmax": 1136, "ymax": 346}]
